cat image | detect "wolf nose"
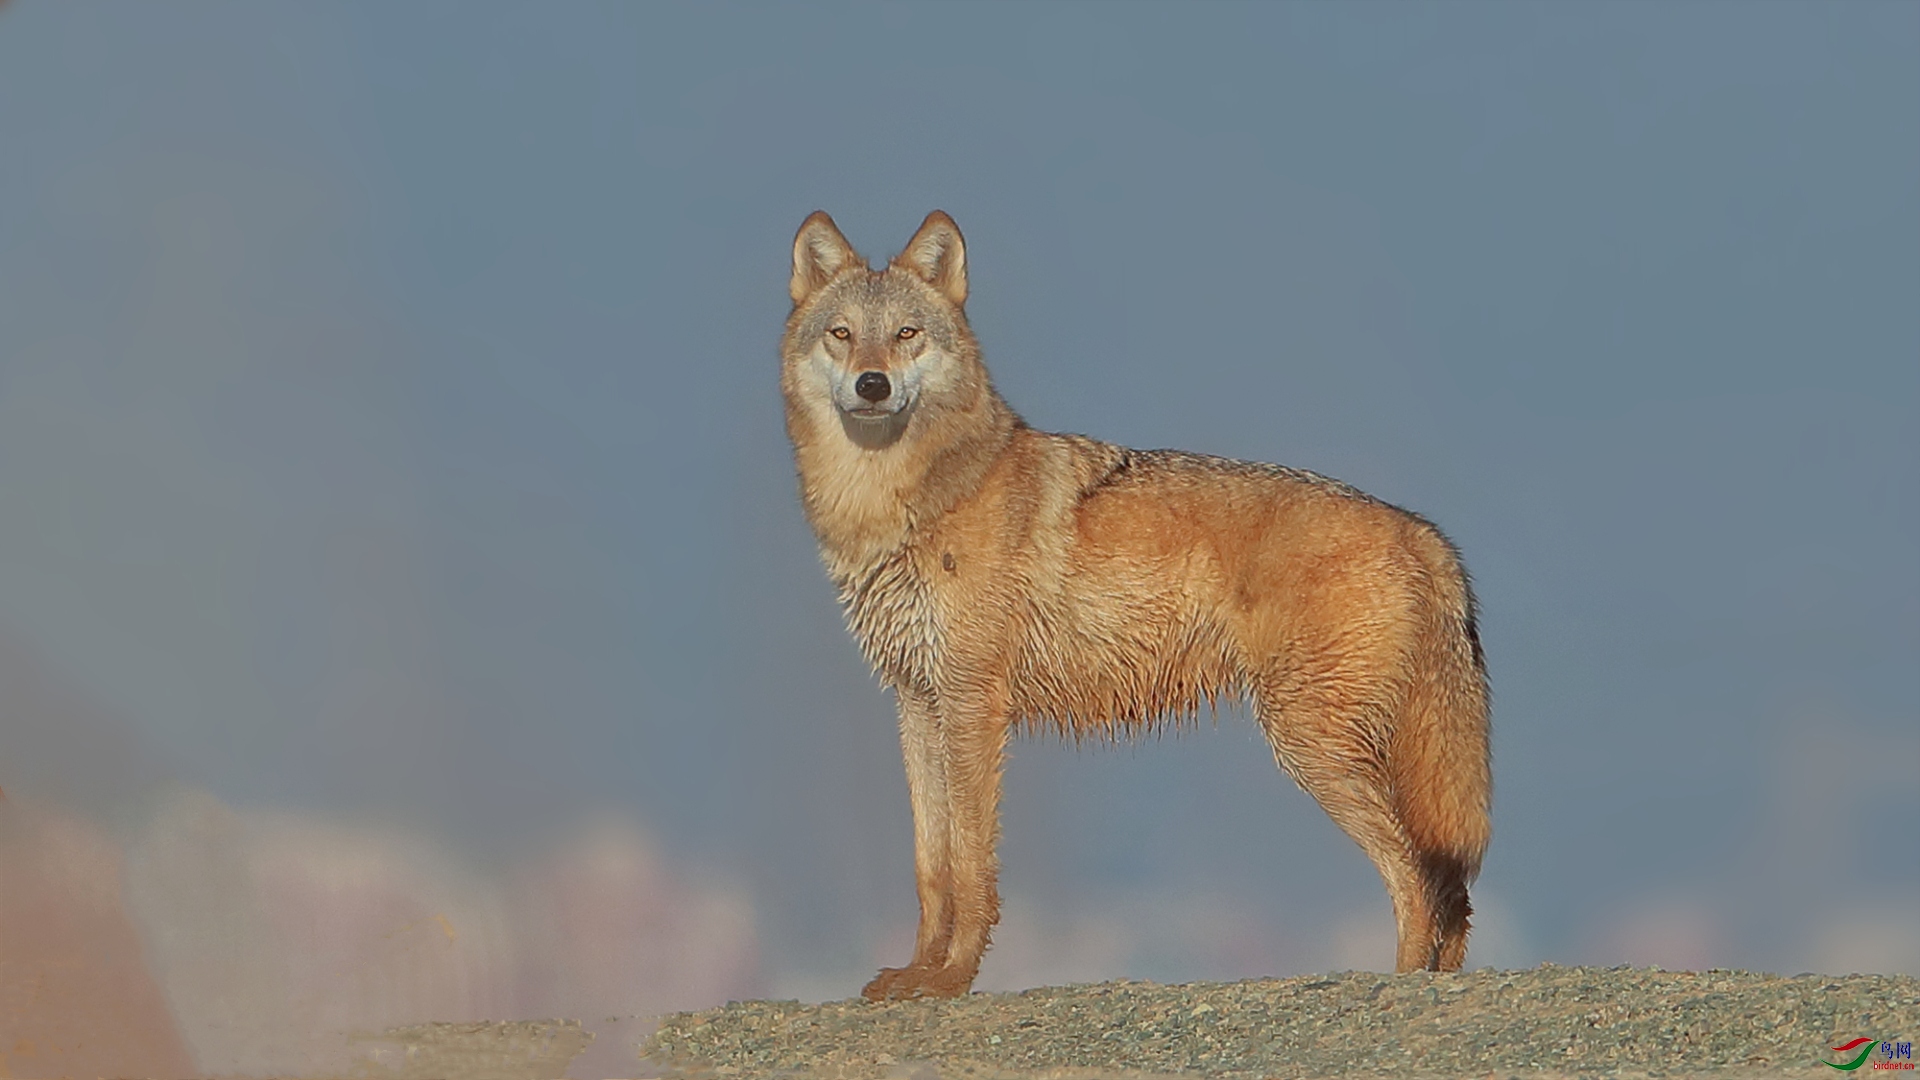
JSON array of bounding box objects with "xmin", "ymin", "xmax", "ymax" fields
[{"xmin": 855, "ymin": 371, "xmax": 892, "ymax": 403}]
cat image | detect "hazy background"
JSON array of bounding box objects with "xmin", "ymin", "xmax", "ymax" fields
[{"xmin": 1, "ymin": 2, "xmax": 1915, "ymax": 1075}]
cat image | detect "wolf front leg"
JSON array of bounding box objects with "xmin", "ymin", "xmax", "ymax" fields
[
  {"xmin": 913, "ymin": 689, "xmax": 1011, "ymax": 999},
  {"xmin": 862, "ymin": 688, "xmax": 955, "ymax": 1002}
]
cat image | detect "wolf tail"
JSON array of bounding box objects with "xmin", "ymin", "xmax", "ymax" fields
[{"xmin": 1390, "ymin": 523, "xmax": 1493, "ymax": 969}]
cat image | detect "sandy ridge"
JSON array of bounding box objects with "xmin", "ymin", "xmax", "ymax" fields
[{"xmin": 642, "ymin": 966, "xmax": 1920, "ymax": 1079}]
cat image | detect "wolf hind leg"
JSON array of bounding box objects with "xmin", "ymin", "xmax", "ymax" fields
[{"xmin": 1256, "ymin": 693, "xmax": 1442, "ymax": 973}]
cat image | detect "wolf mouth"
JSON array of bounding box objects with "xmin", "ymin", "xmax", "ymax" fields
[
  {"xmin": 837, "ymin": 400, "xmax": 913, "ymax": 449},
  {"xmin": 839, "ymin": 392, "xmax": 914, "ymax": 421}
]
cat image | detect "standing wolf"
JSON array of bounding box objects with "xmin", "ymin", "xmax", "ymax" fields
[{"xmin": 782, "ymin": 210, "xmax": 1491, "ymax": 1001}]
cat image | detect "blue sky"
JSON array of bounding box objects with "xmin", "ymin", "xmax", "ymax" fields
[{"xmin": 0, "ymin": 1, "xmax": 1914, "ymax": 1030}]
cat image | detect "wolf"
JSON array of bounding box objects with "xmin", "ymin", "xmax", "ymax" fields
[{"xmin": 781, "ymin": 210, "xmax": 1492, "ymax": 1001}]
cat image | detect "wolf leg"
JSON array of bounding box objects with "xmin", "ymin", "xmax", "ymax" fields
[
  {"xmin": 862, "ymin": 688, "xmax": 955, "ymax": 1001},
  {"xmin": 872, "ymin": 689, "xmax": 1009, "ymax": 1000},
  {"xmin": 925, "ymin": 693, "xmax": 1010, "ymax": 998},
  {"xmin": 1256, "ymin": 691, "xmax": 1441, "ymax": 973}
]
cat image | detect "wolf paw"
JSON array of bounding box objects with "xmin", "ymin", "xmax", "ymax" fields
[
  {"xmin": 862, "ymin": 964, "xmax": 976, "ymax": 1001},
  {"xmin": 861, "ymin": 965, "xmax": 931, "ymax": 1001},
  {"xmin": 914, "ymin": 965, "xmax": 976, "ymax": 999}
]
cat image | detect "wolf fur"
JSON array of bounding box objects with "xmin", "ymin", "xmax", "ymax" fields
[{"xmin": 781, "ymin": 210, "xmax": 1492, "ymax": 1001}]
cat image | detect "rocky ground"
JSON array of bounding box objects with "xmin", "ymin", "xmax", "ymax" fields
[{"xmin": 633, "ymin": 966, "xmax": 1920, "ymax": 1079}]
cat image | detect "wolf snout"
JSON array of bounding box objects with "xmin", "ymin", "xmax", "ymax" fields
[{"xmin": 855, "ymin": 371, "xmax": 892, "ymax": 403}]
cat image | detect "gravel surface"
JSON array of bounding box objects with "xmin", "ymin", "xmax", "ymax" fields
[
  {"xmin": 355, "ymin": 1019, "xmax": 595, "ymax": 1080},
  {"xmin": 642, "ymin": 966, "xmax": 1920, "ymax": 1079}
]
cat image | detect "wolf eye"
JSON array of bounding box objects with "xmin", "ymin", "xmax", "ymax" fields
[
  {"xmin": 896, "ymin": 327, "xmax": 919, "ymax": 340},
  {"xmin": 829, "ymin": 326, "xmax": 850, "ymax": 340}
]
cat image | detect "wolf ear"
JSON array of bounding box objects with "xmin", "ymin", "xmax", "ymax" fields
[
  {"xmin": 895, "ymin": 210, "xmax": 967, "ymax": 306},
  {"xmin": 790, "ymin": 211, "xmax": 861, "ymax": 307}
]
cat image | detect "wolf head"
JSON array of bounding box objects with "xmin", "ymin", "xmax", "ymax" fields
[{"xmin": 781, "ymin": 211, "xmax": 1002, "ymax": 453}]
